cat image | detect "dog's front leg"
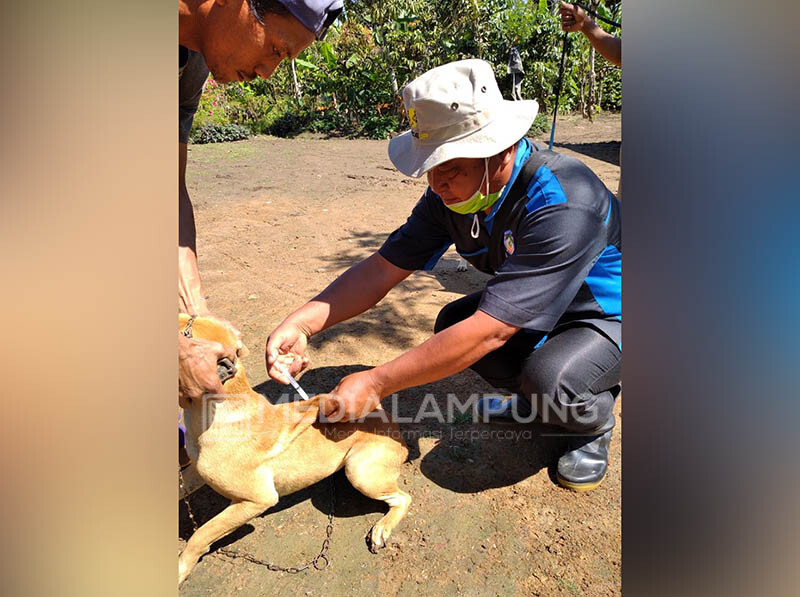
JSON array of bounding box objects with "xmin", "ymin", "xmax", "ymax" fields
[{"xmin": 178, "ymin": 497, "xmax": 275, "ymax": 585}]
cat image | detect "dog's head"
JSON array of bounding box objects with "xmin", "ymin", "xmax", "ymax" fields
[
  {"xmin": 178, "ymin": 314, "xmax": 250, "ymax": 390},
  {"xmin": 178, "ymin": 313, "xmax": 246, "ymax": 351}
]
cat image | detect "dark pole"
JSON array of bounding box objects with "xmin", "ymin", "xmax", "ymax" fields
[{"xmin": 549, "ymin": 32, "xmax": 569, "ymax": 151}]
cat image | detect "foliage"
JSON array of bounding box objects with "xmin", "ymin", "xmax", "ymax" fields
[
  {"xmin": 267, "ymin": 111, "xmax": 309, "ymax": 138},
  {"xmin": 528, "ymin": 112, "xmax": 551, "ymax": 137},
  {"xmin": 190, "ymin": 123, "xmax": 252, "ymax": 144},
  {"xmin": 189, "ymin": 0, "xmax": 621, "ymax": 142}
]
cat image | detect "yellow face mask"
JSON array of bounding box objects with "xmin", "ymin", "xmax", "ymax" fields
[{"xmin": 443, "ymin": 158, "xmax": 505, "ymax": 215}]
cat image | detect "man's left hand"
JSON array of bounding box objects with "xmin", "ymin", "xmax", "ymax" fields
[{"xmin": 321, "ymin": 370, "xmax": 383, "ymax": 422}]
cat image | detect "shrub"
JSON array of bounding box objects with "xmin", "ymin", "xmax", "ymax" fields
[
  {"xmin": 227, "ymin": 94, "xmax": 277, "ymax": 135},
  {"xmin": 191, "ymin": 78, "xmax": 231, "ymax": 130},
  {"xmin": 189, "ymin": 123, "xmax": 252, "ymax": 144},
  {"xmin": 528, "ymin": 112, "xmax": 551, "ymax": 137},
  {"xmin": 267, "ymin": 111, "xmax": 309, "ymax": 138},
  {"xmin": 360, "ymin": 113, "xmax": 400, "ymax": 140}
]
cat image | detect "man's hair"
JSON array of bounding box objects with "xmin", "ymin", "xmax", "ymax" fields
[{"xmin": 246, "ymin": 0, "xmax": 290, "ymax": 25}]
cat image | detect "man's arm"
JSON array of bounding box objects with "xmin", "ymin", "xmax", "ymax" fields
[
  {"xmin": 374, "ymin": 309, "xmax": 518, "ymax": 395},
  {"xmin": 178, "ymin": 142, "xmax": 242, "ymax": 401},
  {"xmin": 179, "ymin": 142, "xmax": 210, "ymax": 315},
  {"xmin": 265, "ymin": 252, "xmax": 413, "ymax": 381},
  {"xmin": 322, "ymin": 309, "xmax": 520, "ymax": 420},
  {"xmin": 560, "ymin": 2, "xmax": 621, "ymax": 67}
]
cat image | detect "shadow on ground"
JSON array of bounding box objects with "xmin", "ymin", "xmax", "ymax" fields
[
  {"xmin": 416, "ymin": 421, "xmax": 566, "ymax": 493},
  {"xmin": 553, "ymin": 140, "xmax": 621, "ymax": 166}
]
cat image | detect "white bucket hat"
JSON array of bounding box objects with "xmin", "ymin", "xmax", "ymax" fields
[{"xmin": 388, "ymin": 59, "xmax": 539, "ymax": 178}]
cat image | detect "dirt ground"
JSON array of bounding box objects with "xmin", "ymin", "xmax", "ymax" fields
[{"xmin": 180, "ymin": 114, "xmax": 621, "ymax": 596}]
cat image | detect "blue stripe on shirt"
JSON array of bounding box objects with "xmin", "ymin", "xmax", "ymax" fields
[
  {"xmin": 584, "ymin": 244, "xmax": 622, "ymax": 319},
  {"xmin": 485, "ymin": 138, "xmax": 533, "ymax": 235},
  {"xmin": 524, "ymin": 165, "xmax": 567, "ymax": 213}
]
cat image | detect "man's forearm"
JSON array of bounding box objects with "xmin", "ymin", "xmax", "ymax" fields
[
  {"xmin": 179, "ymin": 186, "xmax": 209, "ymax": 315},
  {"xmin": 179, "ymin": 245, "xmax": 209, "ymax": 315},
  {"xmin": 582, "ymin": 21, "xmax": 622, "ymax": 67},
  {"xmin": 283, "ymin": 252, "xmax": 411, "ymax": 336},
  {"xmin": 371, "ymin": 310, "xmax": 519, "ymax": 397}
]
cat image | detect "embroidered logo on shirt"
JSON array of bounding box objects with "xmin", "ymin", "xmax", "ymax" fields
[{"xmin": 503, "ymin": 230, "xmax": 515, "ymax": 255}]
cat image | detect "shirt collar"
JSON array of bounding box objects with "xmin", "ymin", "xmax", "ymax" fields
[{"xmin": 485, "ymin": 137, "xmax": 532, "ymax": 223}]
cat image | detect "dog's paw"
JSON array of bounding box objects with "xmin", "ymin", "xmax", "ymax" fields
[
  {"xmin": 367, "ymin": 524, "xmax": 390, "ymax": 553},
  {"xmin": 456, "ymin": 259, "xmax": 468, "ymax": 272},
  {"xmin": 178, "ymin": 558, "xmax": 191, "ymax": 585}
]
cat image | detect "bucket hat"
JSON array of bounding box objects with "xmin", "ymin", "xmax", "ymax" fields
[{"xmin": 388, "ymin": 59, "xmax": 539, "ymax": 178}]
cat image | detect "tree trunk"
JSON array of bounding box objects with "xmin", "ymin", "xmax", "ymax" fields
[
  {"xmin": 290, "ymin": 59, "xmax": 302, "ymax": 103},
  {"xmin": 473, "ymin": 0, "xmax": 483, "ymax": 58},
  {"xmin": 587, "ymin": 0, "xmax": 600, "ymax": 121},
  {"xmin": 389, "ymin": 65, "xmax": 399, "ymax": 97},
  {"xmin": 597, "ymin": 68, "xmax": 604, "ymax": 109},
  {"xmin": 579, "ymin": 42, "xmax": 586, "ymax": 116}
]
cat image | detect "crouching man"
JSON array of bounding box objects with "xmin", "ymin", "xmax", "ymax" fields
[{"xmin": 265, "ymin": 59, "xmax": 621, "ymax": 491}]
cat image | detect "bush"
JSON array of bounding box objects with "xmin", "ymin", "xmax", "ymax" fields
[
  {"xmin": 528, "ymin": 112, "xmax": 551, "ymax": 137},
  {"xmin": 227, "ymin": 94, "xmax": 277, "ymax": 135},
  {"xmin": 267, "ymin": 111, "xmax": 309, "ymax": 138},
  {"xmin": 189, "ymin": 123, "xmax": 252, "ymax": 144},
  {"xmin": 190, "ymin": 78, "xmax": 231, "ymax": 131},
  {"xmin": 306, "ymin": 109, "xmax": 351, "ymax": 135},
  {"xmin": 360, "ymin": 113, "xmax": 400, "ymax": 140}
]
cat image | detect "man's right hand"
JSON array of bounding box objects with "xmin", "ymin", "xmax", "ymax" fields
[
  {"xmin": 560, "ymin": 1, "xmax": 590, "ymax": 33},
  {"xmin": 178, "ymin": 333, "xmax": 236, "ymax": 406},
  {"xmin": 266, "ymin": 321, "xmax": 311, "ymax": 384}
]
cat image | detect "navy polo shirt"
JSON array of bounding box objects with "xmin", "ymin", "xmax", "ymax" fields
[{"xmin": 379, "ymin": 138, "xmax": 622, "ymax": 348}]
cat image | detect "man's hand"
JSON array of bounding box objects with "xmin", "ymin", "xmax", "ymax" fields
[
  {"xmin": 320, "ymin": 370, "xmax": 383, "ymax": 422},
  {"xmin": 560, "ymin": 1, "xmax": 590, "ymax": 33},
  {"xmin": 266, "ymin": 321, "xmax": 311, "ymax": 384},
  {"xmin": 178, "ymin": 334, "xmax": 236, "ymax": 406}
]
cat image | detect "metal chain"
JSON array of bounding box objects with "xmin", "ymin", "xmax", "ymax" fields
[
  {"xmin": 180, "ymin": 315, "xmax": 196, "ymax": 338},
  {"xmin": 179, "ymin": 467, "xmax": 335, "ymax": 573}
]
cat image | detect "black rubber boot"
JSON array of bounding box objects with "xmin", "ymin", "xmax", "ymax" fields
[{"xmin": 556, "ymin": 426, "xmax": 613, "ymax": 492}]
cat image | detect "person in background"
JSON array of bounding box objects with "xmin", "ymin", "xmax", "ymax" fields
[
  {"xmin": 559, "ymin": 2, "xmax": 622, "ymax": 195},
  {"xmin": 507, "ymin": 46, "xmax": 525, "ymax": 101},
  {"xmin": 559, "ymin": 1, "xmax": 620, "ymax": 67}
]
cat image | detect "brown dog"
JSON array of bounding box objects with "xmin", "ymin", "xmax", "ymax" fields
[{"xmin": 178, "ymin": 315, "xmax": 410, "ymax": 584}]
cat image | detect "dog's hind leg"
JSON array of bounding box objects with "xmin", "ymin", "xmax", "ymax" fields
[
  {"xmin": 178, "ymin": 495, "xmax": 276, "ymax": 585},
  {"xmin": 345, "ymin": 447, "xmax": 411, "ymax": 553}
]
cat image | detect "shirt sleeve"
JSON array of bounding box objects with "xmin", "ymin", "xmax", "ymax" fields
[
  {"xmin": 179, "ymin": 51, "xmax": 209, "ymax": 143},
  {"xmin": 379, "ymin": 191, "xmax": 452, "ymax": 271},
  {"xmin": 479, "ymin": 205, "xmax": 607, "ymax": 331}
]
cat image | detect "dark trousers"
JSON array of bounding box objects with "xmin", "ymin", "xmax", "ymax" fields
[{"xmin": 434, "ymin": 292, "xmax": 621, "ymax": 434}]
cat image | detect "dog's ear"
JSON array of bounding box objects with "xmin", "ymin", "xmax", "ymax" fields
[{"xmin": 236, "ymin": 342, "xmax": 250, "ymax": 358}]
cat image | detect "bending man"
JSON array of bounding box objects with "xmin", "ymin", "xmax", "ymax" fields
[
  {"xmin": 178, "ymin": 0, "xmax": 343, "ymax": 402},
  {"xmin": 266, "ymin": 59, "xmax": 621, "ymax": 492}
]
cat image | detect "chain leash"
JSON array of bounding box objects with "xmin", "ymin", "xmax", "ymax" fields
[{"xmin": 179, "ymin": 467, "xmax": 335, "ymax": 573}]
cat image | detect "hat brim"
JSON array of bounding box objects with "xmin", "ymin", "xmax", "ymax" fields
[{"xmin": 388, "ymin": 99, "xmax": 539, "ymax": 178}]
